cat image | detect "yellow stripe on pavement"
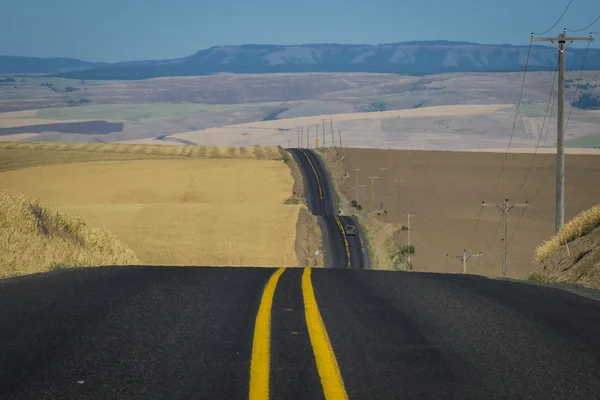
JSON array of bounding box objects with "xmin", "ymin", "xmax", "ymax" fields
[
  {"xmin": 249, "ymin": 267, "xmax": 285, "ymax": 400},
  {"xmin": 334, "ymin": 216, "xmax": 352, "ymax": 269},
  {"xmin": 302, "ymin": 268, "xmax": 349, "ymax": 400},
  {"xmin": 302, "ymin": 150, "xmax": 323, "ymax": 201}
]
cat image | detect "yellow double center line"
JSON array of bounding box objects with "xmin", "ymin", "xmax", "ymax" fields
[
  {"xmin": 301, "ymin": 150, "xmax": 323, "ymax": 202},
  {"xmin": 249, "ymin": 268, "xmax": 348, "ymax": 400},
  {"xmin": 334, "ymin": 216, "xmax": 352, "ymax": 269}
]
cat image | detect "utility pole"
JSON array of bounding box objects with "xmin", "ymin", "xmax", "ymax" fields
[
  {"xmin": 483, "ymin": 199, "xmax": 529, "ymax": 278},
  {"xmin": 446, "ymin": 250, "xmax": 482, "ymax": 274},
  {"xmin": 338, "ymin": 130, "xmax": 343, "ymax": 148},
  {"xmin": 378, "ymin": 167, "xmax": 387, "ymax": 210},
  {"xmin": 307, "ymin": 126, "xmax": 310, "ymax": 149},
  {"xmin": 359, "ymin": 185, "xmax": 368, "ymax": 206},
  {"xmin": 531, "ymin": 30, "xmax": 594, "ymax": 232},
  {"xmin": 297, "ymin": 127, "xmax": 300, "ymax": 148},
  {"xmin": 407, "ymin": 213, "xmax": 416, "ymax": 267},
  {"xmin": 368, "ymin": 176, "xmax": 379, "ymax": 207},
  {"xmin": 393, "ymin": 179, "xmax": 405, "ymax": 224},
  {"xmin": 322, "ymin": 119, "xmax": 326, "ymax": 147},
  {"xmin": 330, "ymin": 118, "xmax": 335, "ymax": 146},
  {"xmin": 354, "ymin": 169, "xmax": 362, "ymax": 202}
]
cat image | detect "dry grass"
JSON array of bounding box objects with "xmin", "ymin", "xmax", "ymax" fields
[
  {"xmin": 0, "ymin": 190, "xmax": 139, "ymax": 278},
  {"xmin": 0, "ymin": 158, "xmax": 300, "ymax": 267},
  {"xmin": 535, "ymin": 204, "xmax": 600, "ymax": 263},
  {"xmin": 0, "ymin": 142, "xmax": 283, "ymax": 172}
]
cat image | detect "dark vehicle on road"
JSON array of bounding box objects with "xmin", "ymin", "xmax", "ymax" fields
[{"xmin": 345, "ymin": 223, "xmax": 357, "ymax": 236}]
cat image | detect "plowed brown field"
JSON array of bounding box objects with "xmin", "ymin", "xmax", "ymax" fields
[{"xmin": 337, "ymin": 148, "xmax": 600, "ymax": 278}]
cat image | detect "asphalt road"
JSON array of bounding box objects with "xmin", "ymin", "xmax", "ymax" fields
[
  {"xmin": 289, "ymin": 149, "xmax": 367, "ymax": 269},
  {"xmin": 2, "ymin": 267, "xmax": 600, "ymax": 399}
]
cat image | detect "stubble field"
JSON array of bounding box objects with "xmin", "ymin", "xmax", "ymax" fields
[
  {"xmin": 0, "ymin": 144, "xmax": 301, "ymax": 267},
  {"xmin": 335, "ymin": 148, "xmax": 600, "ymax": 278}
]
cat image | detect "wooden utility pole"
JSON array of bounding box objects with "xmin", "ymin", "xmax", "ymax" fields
[
  {"xmin": 330, "ymin": 118, "xmax": 335, "ymax": 146},
  {"xmin": 338, "ymin": 130, "xmax": 343, "ymax": 148},
  {"xmin": 531, "ymin": 30, "xmax": 594, "ymax": 232},
  {"xmin": 322, "ymin": 119, "xmax": 326, "ymax": 147},
  {"xmin": 378, "ymin": 167, "xmax": 387, "ymax": 210},
  {"xmin": 306, "ymin": 126, "xmax": 310, "ymax": 149},
  {"xmin": 368, "ymin": 176, "xmax": 379, "ymax": 207},
  {"xmin": 483, "ymin": 199, "xmax": 529, "ymax": 278},
  {"xmin": 447, "ymin": 250, "xmax": 482, "ymax": 274},
  {"xmin": 297, "ymin": 127, "xmax": 300, "ymax": 148},
  {"xmin": 407, "ymin": 213, "xmax": 416, "ymax": 267}
]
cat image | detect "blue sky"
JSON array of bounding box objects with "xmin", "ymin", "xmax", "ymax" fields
[{"xmin": 1, "ymin": 0, "xmax": 599, "ymax": 62}]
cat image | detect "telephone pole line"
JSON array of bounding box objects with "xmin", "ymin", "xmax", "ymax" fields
[
  {"xmin": 407, "ymin": 213, "xmax": 416, "ymax": 267},
  {"xmin": 483, "ymin": 199, "xmax": 529, "ymax": 278},
  {"xmin": 446, "ymin": 250, "xmax": 482, "ymax": 274},
  {"xmin": 368, "ymin": 176, "xmax": 379, "ymax": 206},
  {"xmin": 531, "ymin": 30, "xmax": 594, "ymax": 232},
  {"xmin": 378, "ymin": 167, "xmax": 387, "ymax": 210},
  {"xmin": 354, "ymin": 169, "xmax": 362, "ymax": 202}
]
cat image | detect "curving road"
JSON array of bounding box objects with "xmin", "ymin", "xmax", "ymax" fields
[{"xmin": 288, "ymin": 149, "xmax": 368, "ymax": 269}]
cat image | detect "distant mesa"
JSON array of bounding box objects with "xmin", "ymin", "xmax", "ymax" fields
[{"xmin": 2, "ymin": 41, "xmax": 600, "ymax": 79}]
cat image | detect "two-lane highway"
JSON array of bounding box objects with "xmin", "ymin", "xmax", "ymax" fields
[
  {"xmin": 289, "ymin": 149, "xmax": 368, "ymax": 269},
  {"xmin": 3, "ymin": 266, "xmax": 600, "ymax": 399}
]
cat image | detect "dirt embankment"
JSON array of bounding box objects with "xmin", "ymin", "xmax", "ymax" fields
[
  {"xmin": 530, "ymin": 204, "xmax": 600, "ymax": 289},
  {"xmin": 286, "ymin": 152, "xmax": 325, "ymax": 267},
  {"xmin": 0, "ymin": 190, "xmax": 139, "ymax": 279}
]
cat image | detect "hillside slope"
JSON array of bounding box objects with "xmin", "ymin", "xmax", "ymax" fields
[
  {"xmin": 0, "ymin": 190, "xmax": 139, "ymax": 278},
  {"xmin": 531, "ymin": 205, "xmax": 600, "ymax": 289}
]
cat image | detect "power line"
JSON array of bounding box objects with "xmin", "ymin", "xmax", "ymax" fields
[
  {"xmin": 564, "ymin": 41, "xmax": 592, "ymax": 134},
  {"xmin": 518, "ymin": 65, "xmax": 558, "ymax": 193},
  {"xmin": 479, "ymin": 217, "xmax": 503, "ymax": 270},
  {"xmin": 507, "ymin": 207, "xmax": 530, "ymax": 246},
  {"xmin": 466, "ymin": 203, "xmax": 483, "ymax": 252},
  {"xmin": 531, "ymin": 90, "xmax": 557, "ymax": 196},
  {"xmin": 492, "ymin": 41, "xmax": 533, "ymax": 193},
  {"xmin": 566, "ymin": 14, "xmax": 600, "ymax": 32},
  {"xmin": 534, "ymin": 0, "xmax": 574, "ymax": 35}
]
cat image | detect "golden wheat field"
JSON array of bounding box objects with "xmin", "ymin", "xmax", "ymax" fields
[{"xmin": 0, "ymin": 144, "xmax": 300, "ymax": 268}]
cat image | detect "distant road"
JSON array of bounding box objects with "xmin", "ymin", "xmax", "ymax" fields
[
  {"xmin": 288, "ymin": 149, "xmax": 368, "ymax": 269},
  {"xmin": 2, "ymin": 267, "xmax": 600, "ymax": 399}
]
